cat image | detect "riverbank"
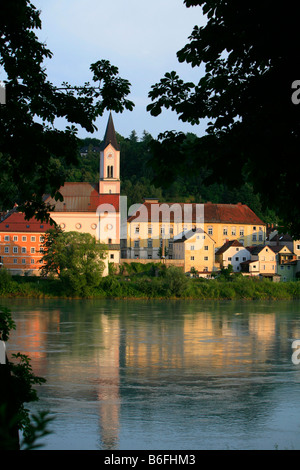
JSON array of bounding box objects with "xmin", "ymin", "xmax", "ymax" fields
[{"xmin": 0, "ymin": 268, "xmax": 300, "ymax": 300}]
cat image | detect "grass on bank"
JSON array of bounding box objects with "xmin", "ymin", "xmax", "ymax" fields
[{"xmin": 0, "ymin": 263, "xmax": 300, "ymax": 300}]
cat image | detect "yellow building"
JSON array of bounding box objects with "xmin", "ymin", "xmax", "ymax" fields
[
  {"xmin": 241, "ymin": 245, "xmax": 277, "ymax": 278},
  {"xmin": 173, "ymin": 228, "xmax": 215, "ymax": 275},
  {"xmin": 125, "ymin": 199, "xmax": 266, "ymax": 260}
]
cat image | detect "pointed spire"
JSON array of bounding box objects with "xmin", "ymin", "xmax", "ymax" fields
[{"xmin": 99, "ymin": 112, "xmax": 120, "ymax": 151}]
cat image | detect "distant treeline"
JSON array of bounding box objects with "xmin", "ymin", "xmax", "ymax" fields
[{"xmin": 64, "ymin": 132, "xmax": 281, "ymax": 226}]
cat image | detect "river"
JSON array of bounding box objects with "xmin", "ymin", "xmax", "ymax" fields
[{"xmin": 3, "ymin": 298, "xmax": 300, "ymax": 450}]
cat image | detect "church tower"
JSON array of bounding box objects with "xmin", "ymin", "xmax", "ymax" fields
[{"xmin": 99, "ymin": 113, "xmax": 120, "ymax": 195}]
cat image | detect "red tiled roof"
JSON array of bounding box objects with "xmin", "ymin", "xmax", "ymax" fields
[
  {"xmin": 44, "ymin": 183, "xmax": 120, "ymax": 212},
  {"xmin": 0, "ymin": 212, "xmax": 53, "ymax": 233},
  {"xmin": 127, "ymin": 201, "xmax": 265, "ymax": 225}
]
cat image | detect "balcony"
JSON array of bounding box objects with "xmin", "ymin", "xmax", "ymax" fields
[{"xmin": 278, "ymin": 254, "xmax": 297, "ymax": 265}]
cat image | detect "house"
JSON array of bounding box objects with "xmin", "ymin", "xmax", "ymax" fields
[
  {"xmin": 0, "ymin": 211, "xmax": 52, "ymax": 275},
  {"xmin": 271, "ymin": 245, "xmax": 297, "ymax": 281},
  {"xmin": 267, "ymin": 229, "xmax": 300, "ymax": 276},
  {"xmin": 125, "ymin": 200, "xmax": 266, "ymax": 260},
  {"xmin": 215, "ymin": 240, "xmax": 251, "ymax": 272},
  {"xmin": 241, "ymin": 245, "xmax": 277, "ymax": 279},
  {"xmin": 173, "ymin": 228, "xmax": 216, "ymax": 276}
]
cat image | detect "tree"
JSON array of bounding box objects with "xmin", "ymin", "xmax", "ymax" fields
[
  {"xmin": 0, "ymin": 306, "xmax": 51, "ymax": 450},
  {"xmin": 147, "ymin": 0, "xmax": 300, "ymax": 237},
  {"xmin": 164, "ymin": 266, "xmax": 188, "ymax": 296},
  {"xmin": 157, "ymin": 245, "xmax": 169, "ymax": 259},
  {"xmin": 0, "ymin": 1, "xmax": 134, "ymax": 222},
  {"xmin": 40, "ymin": 230, "xmax": 107, "ymax": 295}
]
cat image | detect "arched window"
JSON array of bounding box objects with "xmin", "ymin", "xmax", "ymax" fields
[{"xmin": 107, "ymin": 165, "xmax": 114, "ymax": 178}]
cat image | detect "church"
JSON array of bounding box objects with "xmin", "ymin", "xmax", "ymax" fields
[{"xmin": 0, "ymin": 113, "xmax": 122, "ymax": 276}]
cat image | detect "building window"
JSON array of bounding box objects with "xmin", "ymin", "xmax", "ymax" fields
[
  {"xmin": 161, "ymin": 226, "xmax": 165, "ymax": 235},
  {"xmin": 134, "ymin": 240, "xmax": 139, "ymax": 248},
  {"xmin": 231, "ymin": 227, "xmax": 236, "ymax": 236},
  {"xmin": 204, "ymin": 256, "xmax": 208, "ymax": 261},
  {"xmin": 223, "ymin": 227, "xmax": 228, "ymax": 236},
  {"xmin": 191, "ymin": 245, "xmax": 195, "ymax": 251},
  {"xmin": 208, "ymin": 226, "xmax": 213, "ymax": 235},
  {"xmin": 30, "ymin": 259, "xmax": 34, "ymax": 264},
  {"xmin": 22, "ymin": 236, "xmax": 27, "ymax": 242},
  {"xmin": 107, "ymin": 165, "xmax": 113, "ymax": 178},
  {"xmin": 252, "ymin": 234, "xmax": 257, "ymax": 241},
  {"xmin": 235, "ymin": 257, "xmax": 239, "ymax": 261},
  {"xmin": 22, "ymin": 259, "xmax": 26, "ymax": 264},
  {"xmin": 13, "ymin": 236, "xmax": 18, "ymax": 241},
  {"xmin": 13, "ymin": 258, "xmax": 18, "ymax": 264},
  {"xmin": 191, "ymin": 256, "xmax": 195, "ymax": 260},
  {"xmin": 204, "ymin": 246, "xmax": 208, "ymax": 250},
  {"xmin": 110, "ymin": 254, "xmax": 114, "ymax": 259},
  {"xmin": 239, "ymin": 227, "xmax": 244, "ymax": 236},
  {"xmin": 4, "ymin": 246, "xmax": 9, "ymax": 253},
  {"xmin": 170, "ymin": 226, "xmax": 174, "ymax": 235},
  {"xmin": 21, "ymin": 247, "xmax": 26, "ymax": 253},
  {"xmin": 148, "ymin": 254, "xmax": 152, "ymax": 259},
  {"xmin": 31, "ymin": 236, "xmax": 36, "ymax": 242},
  {"xmin": 4, "ymin": 236, "xmax": 9, "ymax": 241},
  {"xmin": 148, "ymin": 225, "xmax": 152, "ymax": 234},
  {"xmin": 135, "ymin": 225, "xmax": 140, "ymax": 233},
  {"xmin": 13, "ymin": 247, "xmax": 18, "ymax": 253},
  {"xmin": 31, "ymin": 247, "xmax": 35, "ymax": 253},
  {"xmin": 39, "ymin": 236, "xmax": 44, "ymax": 242},
  {"xmin": 147, "ymin": 239, "xmax": 152, "ymax": 248}
]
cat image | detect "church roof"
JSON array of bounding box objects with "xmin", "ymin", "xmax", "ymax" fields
[
  {"xmin": 99, "ymin": 112, "xmax": 120, "ymax": 151},
  {"xmin": 44, "ymin": 183, "xmax": 119, "ymax": 212}
]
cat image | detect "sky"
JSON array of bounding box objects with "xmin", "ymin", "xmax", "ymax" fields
[{"xmin": 32, "ymin": 0, "xmax": 207, "ymax": 141}]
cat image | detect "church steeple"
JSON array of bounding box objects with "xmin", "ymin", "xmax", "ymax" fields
[
  {"xmin": 99, "ymin": 113, "xmax": 120, "ymax": 195},
  {"xmin": 99, "ymin": 112, "xmax": 120, "ymax": 151}
]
